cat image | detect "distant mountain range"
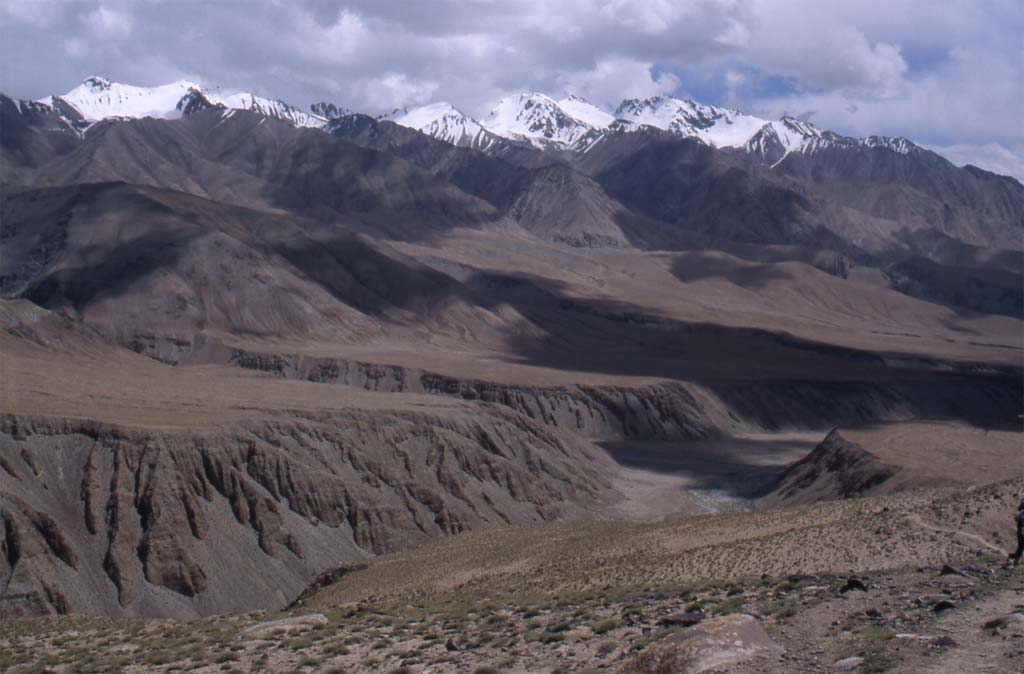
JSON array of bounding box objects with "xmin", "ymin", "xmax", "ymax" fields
[
  {"xmin": 24, "ymin": 76, "xmax": 945, "ymax": 168},
  {"xmin": 36, "ymin": 76, "xmax": 327, "ymax": 129},
  {"xmin": 2, "ymin": 75, "xmax": 1022, "ymax": 318}
]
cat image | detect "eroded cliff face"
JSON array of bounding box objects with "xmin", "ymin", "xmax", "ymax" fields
[
  {"xmin": 0, "ymin": 409, "xmax": 613, "ymax": 617},
  {"xmin": 227, "ymin": 349, "xmax": 1023, "ymax": 440}
]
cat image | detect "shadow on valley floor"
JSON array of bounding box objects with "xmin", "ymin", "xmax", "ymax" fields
[
  {"xmin": 599, "ymin": 434, "xmax": 821, "ymax": 500},
  {"xmin": 456, "ymin": 270, "xmax": 1023, "ymax": 429},
  {"xmin": 669, "ymin": 252, "xmax": 800, "ymax": 291}
]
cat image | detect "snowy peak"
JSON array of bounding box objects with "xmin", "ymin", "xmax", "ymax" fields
[
  {"xmin": 556, "ymin": 95, "xmax": 616, "ymax": 129},
  {"xmin": 310, "ymin": 101, "xmax": 353, "ymax": 120},
  {"xmin": 175, "ymin": 88, "xmax": 223, "ymax": 116},
  {"xmin": 48, "ymin": 77, "xmax": 201, "ymax": 121},
  {"xmin": 744, "ymin": 115, "xmax": 919, "ymax": 166},
  {"xmin": 38, "ymin": 76, "xmax": 326, "ymax": 128},
  {"xmin": 614, "ymin": 96, "xmax": 768, "ymax": 148},
  {"xmin": 385, "ymin": 102, "xmax": 489, "ymax": 147},
  {"xmin": 484, "ymin": 93, "xmax": 598, "ymax": 149},
  {"xmin": 745, "ymin": 117, "xmax": 825, "ymax": 164},
  {"xmin": 202, "ymin": 87, "xmax": 325, "ymax": 128},
  {"xmin": 386, "ymin": 94, "xmax": 616, "ymax": 151},
  {"xmin": 81, "ymin": 75, "xmax": 112, "ymax": 92},
  {"xmin": 862, "ymin": 136, "xmax": 916, "ymax": 155}
]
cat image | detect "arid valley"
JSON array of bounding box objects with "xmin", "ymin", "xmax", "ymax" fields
[{"xmin": 1, "ymin": 6, "xmax": 1023, "ymax": 671}]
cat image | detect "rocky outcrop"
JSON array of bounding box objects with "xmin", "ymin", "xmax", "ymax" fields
[
  {"xmin": 760, "ymin": 429, "xmax": 896, "ymax": 506},
  {"xmin": 0, "ymin": 409, "xmax": 613, "ymax": 617}
]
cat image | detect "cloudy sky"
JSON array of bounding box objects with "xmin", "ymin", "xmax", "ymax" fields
[{"xmin": 1, "ymin": 0, "xmax": 1021, "ymax": 178}]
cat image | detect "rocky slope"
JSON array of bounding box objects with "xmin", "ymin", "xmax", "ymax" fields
[{"xmin": 0, "ymin": 408, "xmax": 612, "ymax": 617}]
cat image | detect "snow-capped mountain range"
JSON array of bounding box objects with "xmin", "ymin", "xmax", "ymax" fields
[
  {"xmin": 39, "ymin": 76, "xmax": 326, "ymax": 129},
  {"xmin": 382, "ymin": 91, "xmax": 917, "ymax": 163},
  {"xmin": 29, "ymin": 76, "xmax": 918, "ymax": 165}
]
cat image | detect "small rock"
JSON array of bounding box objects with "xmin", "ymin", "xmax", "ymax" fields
[
  {"xmin": 832, "ymin": 656, "xmax": 864, "ymax": 671},
  {"xmin": 939, "ymin": 564, "xmax": 967, "ymax": 577},
  {"xmin": 445, "ymin": 638, "xmax": 460, "ymax": 652},
  {"xmin": 840, "ymin": 578, "xmax": 867, "ymax": 593},
  {"xmin": 983, "ymin": 616, "xmax": 1007, "ymax": 630}
]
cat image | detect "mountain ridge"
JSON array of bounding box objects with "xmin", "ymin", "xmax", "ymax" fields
[{"xmin": 18, "ymin": 75, "xmax": 1015, "ymax": 183}]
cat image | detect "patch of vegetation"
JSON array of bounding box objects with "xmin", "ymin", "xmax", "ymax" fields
[
  {"xmin": 713, "ymin": 595, "xmax": 748, "ymax": 614},
  {"xmin": 836, "ymin": 626, "xmax": 896, "ymax": 673}
]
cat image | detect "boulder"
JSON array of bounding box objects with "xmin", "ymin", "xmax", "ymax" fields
[{"xmin": 622, "ymin": 614, "xmax": 782, "ymax": 674}]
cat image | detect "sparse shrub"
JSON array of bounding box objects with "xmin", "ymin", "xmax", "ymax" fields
[
  {"xmin": 860, "ymin": 650, "xmax": 896, "ymax": 673},
  {"xmin": 593, "ymin": 618, "xmax": 620, "ymax": 634},
  {"xmin": 714, "ymin": 596, "xmax": 747, "ymax": 614},
  {"xmin": 323, "ymin": 643, "xmax": 350, "ymax": 656}
]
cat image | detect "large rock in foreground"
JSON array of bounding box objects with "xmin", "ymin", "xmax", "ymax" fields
[{"xmin": 623, "ymin": 614, "xmax": 782, "ymax": 674}]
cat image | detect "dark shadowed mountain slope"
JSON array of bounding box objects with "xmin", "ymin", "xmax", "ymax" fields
[
  {"xmin": 888, "ymin": 255, "xmax": 1024, "ymax": 318},
  {"xmin": 328, "ymin": 114, "xmax": 686, "ymax": 248},
  {"xmin": 0, "ymin": 181, "xmax": 508, "ymax": 358},
  {"xmin": 583, "ymin": 132, "xmax": 870, "ymax": 257},
  {"xmin": 326, "ymin": 113, "xmax": 535, "ymax": 211},
  {"xmin": 328, "ymin": 113, "xmax": 550, "ymax": 172},
  {"xmin": 579, "ymin": 128, "xmax": 1024, "ymax": 266},
  {"xmin": 771, "ymin": 143, "xmax": 1024, "ymax": 252},
  {"xmin": 0, "ymin": 94, "xmax": 83, "ymax": 184},
  {"xmin": 16, "ymin": 108, "xmax": 500, "ymax": 241}
]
